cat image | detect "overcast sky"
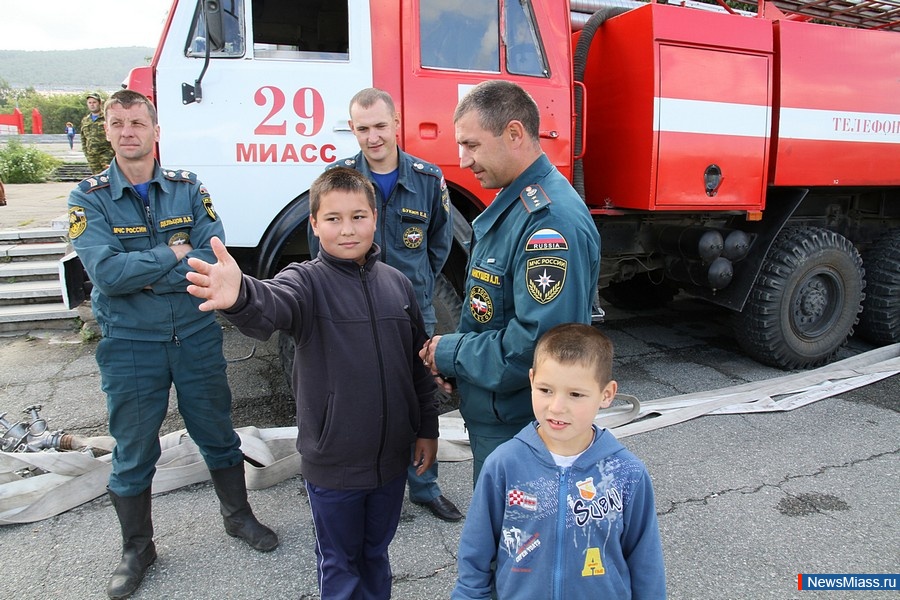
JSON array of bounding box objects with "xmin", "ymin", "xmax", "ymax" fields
[{"xmin": 0, "ymin": 0, "xmax": 172, "ymax": 51}]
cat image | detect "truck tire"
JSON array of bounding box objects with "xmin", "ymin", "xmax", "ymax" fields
[
  {"xmin": 278, "ymin": 331, "xmax": 296, "ymax": 391},
  {"xmin": 857, "ymin": 229, "xmax": 900, "ymax": 344},
  {"xmin": 733, "ymin": 226, "xmax": 864, "ymax": 369},
  {"xmin": 433, "ymin": 273, "xmax": 462, "ymax": 334},
  {"xmin": 600, "ymin": 272, "xmax": 679, "ymax": 309}
]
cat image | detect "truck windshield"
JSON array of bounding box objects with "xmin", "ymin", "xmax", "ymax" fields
[{"xmin": 420, "ymin": 0, "xmax": 500, "ymax": 72}]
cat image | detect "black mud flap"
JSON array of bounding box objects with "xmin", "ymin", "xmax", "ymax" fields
[{"xmin": 59, "ymin": 251, "xmax": 91, "ymax": 309}]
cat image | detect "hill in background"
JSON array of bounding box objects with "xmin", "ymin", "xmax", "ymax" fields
[{"xmin": 0, "ymin": 47, "xmax": 155, "ymax": 92}]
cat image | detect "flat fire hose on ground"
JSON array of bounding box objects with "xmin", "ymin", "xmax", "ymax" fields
[
  {"xmin": 434, "ymin": 343, "xmax": 900, "ymax": 452},
  {"xmin": 0, "ymin": 427, "xmax": 300, "ymax": 525},
  {"xmin": 2, "ymin": 344, "xmax": 898, "ymax": 525}
]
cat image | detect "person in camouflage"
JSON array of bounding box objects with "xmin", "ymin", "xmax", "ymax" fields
[{"xmin": 80, "ymin": 93, "xmax": 115, "ymax": 174}]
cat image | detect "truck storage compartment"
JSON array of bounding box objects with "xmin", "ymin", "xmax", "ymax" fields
[
  {"xmin": 579, "ymin": 4, "xmax": 773, "ymax": 211},
  {"xmin": 772, "ymin": 20, "xmax": 900, "ymax": 187}
]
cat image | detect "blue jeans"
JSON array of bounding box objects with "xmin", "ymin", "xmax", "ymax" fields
[{"xmin": 407, "ymin": 461, "xmax": 440, "ymax": 503}]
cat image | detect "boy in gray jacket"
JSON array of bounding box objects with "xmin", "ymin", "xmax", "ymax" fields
[{"xmin": 186, "ymin": 167, "xmax": 439, "ymax": 600}]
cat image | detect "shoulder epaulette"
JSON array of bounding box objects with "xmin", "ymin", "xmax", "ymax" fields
[
  {"xmin": 78, "ymin": 173, "xmax": 111, "ymax": 193},
  {"xmin": 327, "ymin": 158, "xmax": 357, "ymax": 171},
  {"xmin": 518, "ymin": 184, "xmax": 552, "ymax": 213},
  {"xmin": 162, "ymin": 169, "xmax": 198, "ymax": 184},
  {"xmin": 411, "ymin": 160, "xmax": 442, "ymax": 179}
]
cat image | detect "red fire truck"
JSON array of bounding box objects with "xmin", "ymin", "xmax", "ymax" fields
[{"xmin": 115, "ymin": 0, "xmax": 899, "ymax": 369}]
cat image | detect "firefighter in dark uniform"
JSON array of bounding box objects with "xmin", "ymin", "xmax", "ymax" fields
[
  {"xmin": 80, "ymin": 92, "xmax": 115, "ymax": 175},
  {"xmin": 308, "ymin": 88, "xmax": 461, "ymax": 522},
  {"xmin": 68, "ymin": 90, "xmax": 277, "ymax": 600},
  {"xmin": 421, "ymin": 81, "xmax": 601, "ymax": 484}
]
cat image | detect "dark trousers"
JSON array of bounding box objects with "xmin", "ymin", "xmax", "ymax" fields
[
  {"xmin": 306, "ymin": 473, "xmax": 407, "ymax": 600},
  {"xmin": 97, "ymin": 323, "xmax": 242, "ymax": 496}
]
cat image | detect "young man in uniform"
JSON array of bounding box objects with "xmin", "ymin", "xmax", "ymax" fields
[
  {"xmin": 80, "ymin": 92, "xmax": 115, "ymax": 174},
  {"xmin": 68, "ymin": 90, "xmax": 277, "ymax": 599},
  {"xmin": 309, "ymin": 88, "xmax": 461, "ymax": 522},
  {"xmin": 420, "ymin": 80, "xmax": 601, "ymax": 483}
]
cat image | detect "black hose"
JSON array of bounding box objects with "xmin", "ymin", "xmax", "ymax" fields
[{"xmin": 572, "ymin": 6, "xmax": 631, "ymax": 200}]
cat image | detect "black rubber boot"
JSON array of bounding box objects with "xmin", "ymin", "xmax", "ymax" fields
[
  {"xmin": 107, "ymin": 488, "xmax": 157, "ymax": 600},
  {"xmin": 209, "ymin": 462, "xmax": 278, "ymax": 552}
]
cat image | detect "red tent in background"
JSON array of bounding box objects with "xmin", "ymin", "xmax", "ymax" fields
[
  {"xmin": 0, "ymin": 108, "xmax": 25, "ymax": 134},
  {"xmin": 31, "ymin": 108, "xmax": 43, "ymax": 134}
]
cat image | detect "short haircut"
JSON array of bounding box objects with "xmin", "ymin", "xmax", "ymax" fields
[
  {"xmin": 453, "ymin": 80, "xmax": 540, "ymax": 140},
  {"xmin": 349, "ymin": 87, "xmax": 396, "ymax": 115},
  {"xmin": 310, "ymin": 167, "xmax": 377, "ymax": 218},
  {"xmin": 533, "ymin": 323, "xmax": 614, "ymax": 387},
  {"xmin": 105, "ymin": 89, "xmax": 158, "ymax": 125}
]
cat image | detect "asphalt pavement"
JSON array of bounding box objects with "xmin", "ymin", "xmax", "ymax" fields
[{"xmin": 0, "ymin": 181, "xmax": 897, "ymax": 599}]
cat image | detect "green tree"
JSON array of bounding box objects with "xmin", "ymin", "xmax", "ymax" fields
[{"xmin": 0, "ymin": 138, "xmax": 61, "ymax": 183}]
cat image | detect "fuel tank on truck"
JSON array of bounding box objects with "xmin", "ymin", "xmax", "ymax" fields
[
  {"xmin": 771, "ymin": 21, "xmax": 900, "ymax": 187},
  {"xmin": 578, "ymin": 3, "xmax": 773, "ymax": 212}
]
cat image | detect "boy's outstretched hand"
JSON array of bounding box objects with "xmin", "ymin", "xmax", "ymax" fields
[{"xmin": 186, "ymin": 236, "xmax": 241, "ymax": 311}]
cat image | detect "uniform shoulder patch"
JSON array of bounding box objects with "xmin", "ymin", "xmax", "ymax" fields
[
  {"xmin": 163, "ymin": 169, "xmax": 198, "ymax": 184},
  {"xmin": 518, "ymin": 184, "xmax": 552, "ymax": 213},
  {"xmin": 68, "ymin": 206, "xmax": 87, "ymax": 239},
  {"xmin": 77, "ymin": 174, "xmax": 111, "ymax": 193},
  {"xmin": 411, "ymin": 160, "xmax": 442, "ymax": 179},
  {"xmin": 525, "ymin": 228, "xmax": 569, "ymax": 252},
  {"xmin": 326, "ymin": 158, "xmax": 357, "ymax": 171}
]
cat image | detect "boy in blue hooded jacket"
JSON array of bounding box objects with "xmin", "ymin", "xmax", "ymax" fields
[{"xmin": 453, "ymin": 323, "xmax": 666, "ymax": 599}]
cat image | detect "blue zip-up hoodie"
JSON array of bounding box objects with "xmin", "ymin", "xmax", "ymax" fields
[{"xmin": 453, "ymin": 423, "xmax": 666, "ymax": 600}]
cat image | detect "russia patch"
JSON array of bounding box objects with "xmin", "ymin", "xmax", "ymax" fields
[{"xmin": 525, "ymin": 228, "xmax": 568, "ymax": 252}]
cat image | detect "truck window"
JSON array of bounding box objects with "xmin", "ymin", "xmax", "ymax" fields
[
  {"xmin": 187, "ymin": 0, "xmax": 245, "ymax": 57},
  {"xmin": 251, "ymin": 0, "xmax": 349, "ymax": 60},
  {"xmin": 420, "ymin": 0, "xmax": 499, "ymax": 72},
  {"xmin": 505, "ymin": 0, "xmax": 547, "ymax": 77}
]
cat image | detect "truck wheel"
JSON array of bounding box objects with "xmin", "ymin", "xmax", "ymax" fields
[
  {"xmin": 600, "ymin": 272, "xmax": 679, "ymax": 309},
  {"xmin": 433, "ymin": 273, "xmax": 462, "ymax": 334},
  {"xmin": 278, "ymin": 332, "xmax": 296, "ymax": 391},
  {"xmin": 857, "ymin": 229, "xmax": 900, "ymax": 344},
  {"xmin": 734, "ymin": 226, "xmax": 864, "ymax": 369}
]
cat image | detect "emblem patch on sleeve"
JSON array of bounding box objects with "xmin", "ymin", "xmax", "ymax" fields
[
  {"xmin": 468, "ymin": 285, "xmax": 494, "ymax": 323},
  {"xmin": 525, "ymin": 228, "xmax": 568, "ymax": 251},
  {"xmin": 168, "ymin": 232, "xmax": 191, "ymax": 246},
  {"xmin": 68, "ymin": 206, "xmax": 87, "ymax": 239},
  {"xmin": 526, "ymin": 256, "xmax": 567, "ymax": 304},
  {"xmin": 202, "ymin": 197, "xmax": 218, "ymax": 221}
]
